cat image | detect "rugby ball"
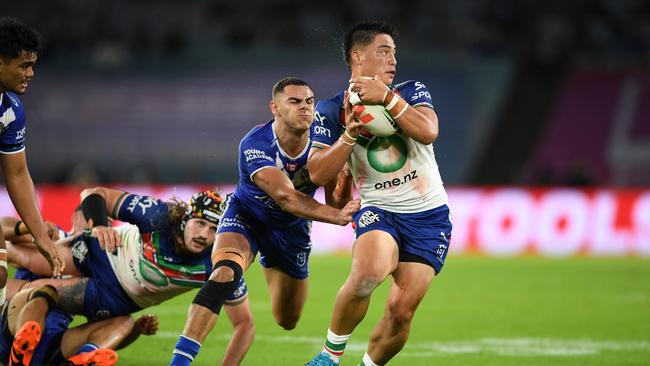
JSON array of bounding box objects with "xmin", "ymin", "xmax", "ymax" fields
[{"xmin": 351, "ymin": 103, "xmax": 398, "ymax": 137}]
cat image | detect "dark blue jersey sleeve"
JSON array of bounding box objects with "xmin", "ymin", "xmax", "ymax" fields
[
  {"xmin": 0, "ymin": 93, "xmax": 26, "ymax": 154},
  {"xmin": 311, "ymin": 98, "xmax": 343, "ymax": 149},
  {"xmin": 115, "ymin": 194, "xmax": 170, "ymax": 232},
  {"xmin": 396, "ymin": 80, "xmax": 434, "ymax": 109},
  {"xmin": 240, "ymin": 136, "xmax": 277, "ymax": 179}
]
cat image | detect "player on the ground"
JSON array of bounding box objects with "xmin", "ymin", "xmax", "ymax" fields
[
  {"xmin": 1, "ymin": 285, "xmax": 158, "ymax": 366},
  {"xmin": 6, "ymin": 189, "xmax": 256, "ymax": 365},
  {"xmin": 0, "ymin": 16, "xmax": 64, "ymax": 306},
  {"xmin": 168, "ymin": 77, "xmax": 360, "ymax": 366},
  {"xmin": 1, "ymin": 207, "xmax": 86, "ymax": 296},
  {"xmin": 306, "ymin": 21, "xmax": 453, "ymax": 366}
]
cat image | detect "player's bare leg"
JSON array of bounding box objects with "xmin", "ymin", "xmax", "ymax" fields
[
  {"xmin": 263, "ymin": 267, "xmax": 308, "ymax": 330},
  {"xmin": 7, "ymin": 287, "xmax": 56, "ymax": 366},
  {"xmin": 17, "ymin": 277, "xmax": 89, "ymax": 315},
  {"xmin": 330, "ymin": 231, "xmax": 397, "ymax": 335},
  {"xmin": 170, "ymin": 232, "xmax": 251, "ymax": 366},
  {"xmin": 0, "ymin": 228, "xmax": 7, "ymax": 305},
  {"xmin": 306, "ymin": 231, "xmax": 398, "ymax": 365},
  {"xmin": 364, "ymin": 262, "xmax": 434, "ymax": 365},
  {"xmin": 221, "ymin": 299, "xmax": 255, "ymax": 366}
]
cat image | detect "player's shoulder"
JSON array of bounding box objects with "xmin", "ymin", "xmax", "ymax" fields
[
  {"xmin": 394, "ymin": 80, "xmax": 433, "ymax": 108},
  {"xmin": 1, "ymin": 92, "xmax": 24, "ymax": 114},
  {"xmin": 394, "ymin": 80, "xmax": 428, "ymax": 92},
  {"xmin": 239, "ymin": 119, "xmax": 278, "ymax": 163},
  {"xmin": 3, "ymin": 92, "xmax": 22, "ymax": 107},
  {"xmin": 241, "ymin": 119, "xmax": 274, "ymax": 145}
]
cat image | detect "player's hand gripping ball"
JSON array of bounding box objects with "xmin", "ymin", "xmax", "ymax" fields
[{"xmin": 348, "ymin": 83, "xmax": 398, "ymax": 137}]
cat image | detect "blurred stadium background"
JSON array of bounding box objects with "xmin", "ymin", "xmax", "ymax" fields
[{"xmin": 2, "ymin": 1, "xmax": 650, "ymax": 365}]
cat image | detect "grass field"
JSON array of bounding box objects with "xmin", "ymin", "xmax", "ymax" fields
[{"xmin": 110, "ymin": 255, "xmax": 649, "ymax": 365}]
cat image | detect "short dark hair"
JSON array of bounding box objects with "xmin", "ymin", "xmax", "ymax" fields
[
  {"xmin": 272, "ymin": 77, "xmax": 311, "ymax": 98},
  {"xmin": 342, "ymin": 21, "xmax": 398, "ymax": 69},
  {"xmin": 0, "ymin": 17, "xmax": 41, "ymax": 59}
]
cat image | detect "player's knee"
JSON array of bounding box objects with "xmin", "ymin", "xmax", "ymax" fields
[
  {"xmin": 387, "ymin": 298, "xmax": 416, "ymax": 329},
  {"xmin": 209, "ymin": 265, "xmax": 235, "ymax": 283},
  {"xmin": 193, "ymin": 260, "xmax": 243, "ymax": 315},
  {"xmin": 28, "ymin": 285, "xmax": 59, "ymax": 311},
  {"xmin": 275, "ymin": 313, "xmax": 300, "ymax": 330},
  {"xmin": 348, "ymin": 275, "xmax": 383, "ymax": 298}
]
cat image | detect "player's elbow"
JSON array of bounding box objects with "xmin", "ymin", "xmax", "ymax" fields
[
  {"xmin": 419, "ymin": 129, "xmax": 438, "ymax": 145},
  {"xmin": 307, "ymin": 159, "xmax": 330, "ymax": 187},
  {"xmin": 274, "ymin": 190, "xmax": 297, "ymax": 213},
  {"xmin": 308, "ymin": 170, "xmax": 330, "ymax": 187},
  {"xmin": 80, "ymin": 187, "xmax": 106, "ymax": 201},
  {"xmin": 412, "ymin": 121, "xmax": 438, "ymax": 144}
]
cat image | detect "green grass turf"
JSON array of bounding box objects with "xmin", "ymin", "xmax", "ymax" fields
[{"xmin": 89, "ymin": 255, "xmax": 650, "ymax": 365}]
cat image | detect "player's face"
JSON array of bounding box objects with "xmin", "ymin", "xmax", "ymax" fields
[
  {"xmin": 355, "ymin": 34, "xmax": 397, "ymax": 85},
  {"xmin": 70, "ymin": 210, "xmax": 89, "ymax": 235},
  {"xmin": 0, "ymin": 50, "xmax": 37, "ymax": 94},
  {"xmin": 271, "ymin": 85, "xmax": 315, "ymax": 132},
  {"xmin": 183, "ymin": 218, "xmax": 217, "ymax": 255}
]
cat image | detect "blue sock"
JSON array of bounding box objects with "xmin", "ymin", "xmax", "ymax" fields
[
  {"xmin": 76, "ymin": 343, "xmax": 99, "ymax": 355},
  {"xmin": 169, "ymin": 335, "xmax": 201, "ymax": 366}
]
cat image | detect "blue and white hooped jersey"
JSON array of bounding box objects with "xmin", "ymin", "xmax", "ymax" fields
[
  {"xmin": 234, "ymin": 119, "xmax": 318, "ymax": 228},
  {"xmin": 311, "ymin": 80, "xmax": 448, "ymax": 213},
  {"xmin": 0, "ymin": 92, "xmax": 26, "ymax": 154},
  {"xmin": 105, "ymin": 193, "xmax": 213, "ymax": 308}
]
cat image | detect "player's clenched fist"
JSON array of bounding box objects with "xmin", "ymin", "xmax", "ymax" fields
[{"xmin": 337, "ymin": 199, "xmax": 361, "ymax": 225}]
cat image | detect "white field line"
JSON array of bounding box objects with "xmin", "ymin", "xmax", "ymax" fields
[{"xmin": 154, "ymin": 333, "xmax": 650, "ymax": 357}]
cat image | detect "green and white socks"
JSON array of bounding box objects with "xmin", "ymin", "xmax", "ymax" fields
[
  {"xmin": 322, "ymin": 329, "xmax": 351, "ymax": 363},
  {"xmin": 321, "ymin": 329, "xmax": 380, "ymax": 366}
]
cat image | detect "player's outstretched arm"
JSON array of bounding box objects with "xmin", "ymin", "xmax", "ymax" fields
[
  {"xmin": 252, "ymin": 167, "xmax": 359, "ymax": 225},
  {"xmin": 0, "ymin": 152, "xmax": 64, "ymax": 276},
  {"xmin": 0, "ymin": 216, "xmax": 33, "ymax": 243},
  {"xmin": 114, "ymin": 314, "xmax": 159, "ymax": 350},
  {"xmin": 79, "ymin": 187, "xmax": 125, "ymax": 251}
]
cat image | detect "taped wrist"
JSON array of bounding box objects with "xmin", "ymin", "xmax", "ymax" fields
[
  {"xmin": 81, "ymin": 194, "xmax": 109, "ymax": 227},
  {"xmin": 192, "ymin": 260, "xmax": 243, "ymax": 315},
  {"xmin": 28, "ymin": 285, "xmax": 59, "ymax": 311},
  {"xmin": 384, "ymin": 92, "xmax": 408, "ymax": 119}
]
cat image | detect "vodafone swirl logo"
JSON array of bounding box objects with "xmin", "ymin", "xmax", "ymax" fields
[{"xmin": 366, "ymin": 135, "xmax": 408, "ymax": 173}]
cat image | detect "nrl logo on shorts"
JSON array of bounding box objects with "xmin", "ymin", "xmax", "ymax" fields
[
  {"xmin": 296, "ymin": 252, "xmax": 306, "ymax": 267},
  {"xmin": 358, "ymin": 211, "xmax": 380, "ymax": 228}
]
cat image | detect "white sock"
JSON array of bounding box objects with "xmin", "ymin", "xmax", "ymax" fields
[{"xmin": 360, "ymin": 351, "xmax": 380, "ymax": 366}]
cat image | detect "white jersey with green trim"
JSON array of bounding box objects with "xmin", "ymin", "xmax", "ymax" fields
[
  {"xmin": 312, "ymin": 80, "xmax": 448, "ymax": 213},
  {"xmin": 106, "ymin": 224, "xmax": 205, "ymax": 308}
]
